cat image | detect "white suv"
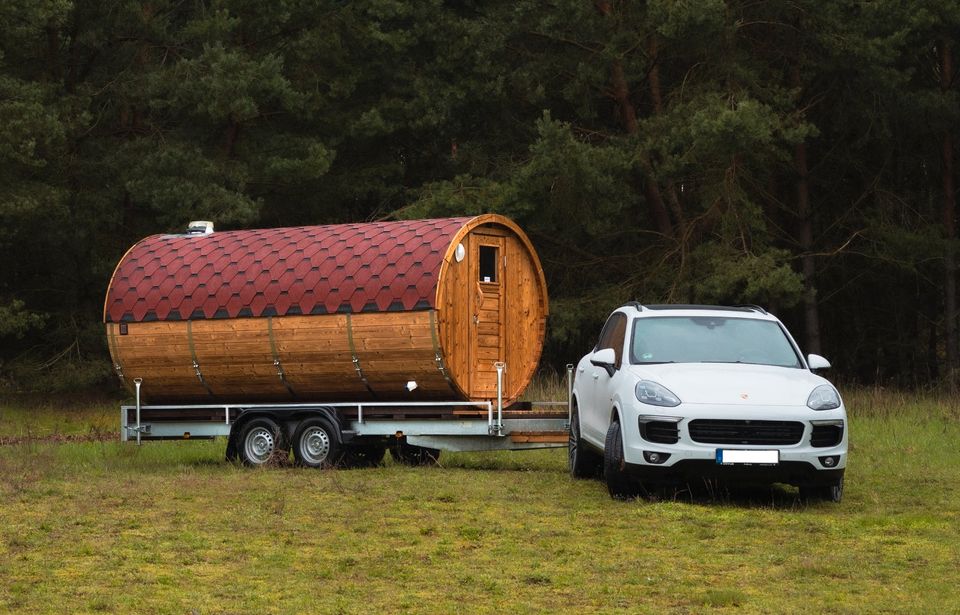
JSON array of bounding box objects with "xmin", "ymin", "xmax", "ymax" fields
[{"xmin": 569, "ymin": 304, "xmax": 847, "ymax": 502}]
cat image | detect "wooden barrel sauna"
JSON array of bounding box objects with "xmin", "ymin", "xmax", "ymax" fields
[{"xmin": 103, "ymin": 215, "xmax": 548, "ymax": 404}]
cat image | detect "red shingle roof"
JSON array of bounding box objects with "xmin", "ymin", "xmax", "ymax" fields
[{"xmin": 104, "ymin": 217, "xmax": 472, "ymax": 323}]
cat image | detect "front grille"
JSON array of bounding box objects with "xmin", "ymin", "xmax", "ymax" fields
[
  {"xmin": 640, "ymin": 420, "xmax": 679, "ymax": 444},
  {"xmin": 810, "ymin": 424, "xmax": 843, "ymax": 447},
  {"xmin": 688, "ymin": 419, "xmax": 804, "ymax": 445}
]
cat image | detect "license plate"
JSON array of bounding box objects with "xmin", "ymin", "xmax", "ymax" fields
[{"xmin": 715, "ymin": 449, "xmax": 779, "ymax": 465}]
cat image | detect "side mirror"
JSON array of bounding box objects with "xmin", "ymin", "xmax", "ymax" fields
[
  {"xmin": 807, "ymin": 354, "xmax": 831, "ymax": 370},
  {"xmin": 590, "ymin": 347, "xmax": 617, "ymax": 377}
]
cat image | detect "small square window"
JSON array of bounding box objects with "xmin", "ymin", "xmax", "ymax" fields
[{"xmin": 479, "ymin": 245, "xmax": 498, "ymax": 283}]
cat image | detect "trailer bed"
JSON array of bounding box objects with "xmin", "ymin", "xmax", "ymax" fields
[
  {"xmin": 120, "ymin": 365, "xmax": 574, "ymax": 461},
  {"xmin": 121, "ymin": 401, "xmax": 570, "ymax": 452}
]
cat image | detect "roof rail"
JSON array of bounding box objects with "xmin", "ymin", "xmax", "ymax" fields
[
  {"xmin": 733, "ymin": 304, "xmax": 768, "ymax": 314},
  {"xmin": 623, "ymin": 301, "xmax": 644, "ymax": 312},
  {"xmin": 642, "ymin": 304, "xmax": 763, "ymax": 313}
]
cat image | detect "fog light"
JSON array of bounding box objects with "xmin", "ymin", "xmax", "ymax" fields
[
  {"xmin": 819, "ymin": 455, "xmax": 839, "ymax": 467},
  {"xmin": 643, "ymin": 451, "xmax": 670, "ymax": 465}
]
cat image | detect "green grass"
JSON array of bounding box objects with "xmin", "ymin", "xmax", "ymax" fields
[
  {"xmin": 1, "ymin": 389, "xmax": 959, "ymax": 613},
  {"xmin": 0, "ymin": 395, "xmax": 116, "ymax": 442}
]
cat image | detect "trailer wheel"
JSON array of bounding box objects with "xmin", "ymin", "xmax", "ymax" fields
[
  {"xmin": 225, "ymin": 431, "xmax": 240, "ymax": 462},
  {"xmin": 292, "ymin": 418, "xmax": 341, "ymax": 468},
  {"xmin": 390, "ymin": 439, "xmax": 441, "ymax": 465},
  {"xmin": 239, "ymin": 417, "xmax": 283, "ymax": 467}
]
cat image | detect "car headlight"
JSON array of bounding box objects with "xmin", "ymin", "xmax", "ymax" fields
[
  {"xmin": 807, "ymin": 385, "xmax": 841, "ymax": 410},
  {"xmin": 635, "ymin": 380, "xmax": 681, "ymax": 407}
]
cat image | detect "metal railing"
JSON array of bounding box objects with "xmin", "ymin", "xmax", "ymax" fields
[{"xmin": 124, "ymin": 360, "xmax": 576, "ymax": 441}]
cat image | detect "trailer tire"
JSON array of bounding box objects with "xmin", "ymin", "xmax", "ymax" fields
[
  {"xmin": 225, "ymin": 431, "xmax": 240, "ymax": 463},
  {"xmin": 292, "ymin": 418, "xmax": 341, "ymax": 468},
  {"xmin": 238, "ymin": 417, "xmax": 284, "ymax": 467},
  {"xmin": 390, "ymin": 439, "xmax": 441, "ymax": 466}
]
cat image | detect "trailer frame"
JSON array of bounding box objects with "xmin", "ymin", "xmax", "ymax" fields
[{"xmin": 121, "ymin": 364, "xmax": 574, "ymax": 456}]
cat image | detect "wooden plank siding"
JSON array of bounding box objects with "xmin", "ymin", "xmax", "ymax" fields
[{"xmin": 108, "ymin": 311, "xmax": 449, "ymax": 403}]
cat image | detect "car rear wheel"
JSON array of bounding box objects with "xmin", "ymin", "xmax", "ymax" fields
[
  {"xmin": 604, "ymin": 419, "xmax": 640, "ymax": 500},
  {"xmin": 569, "ymin": 406, "xmax": 602, "ymax": 479},
  {"xmin": 800, "ymin": 471, "xmax": 844, "ymax": 503}
]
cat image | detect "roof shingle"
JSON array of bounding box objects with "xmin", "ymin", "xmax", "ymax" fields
[{"xmin": 105, "ymin": 217, "xmax": 470, "ymax": 323}]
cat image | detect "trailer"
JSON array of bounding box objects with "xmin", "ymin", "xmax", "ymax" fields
[{"xmin": 121, "ymin": 364, "xmax": 573, "ymax": 466}]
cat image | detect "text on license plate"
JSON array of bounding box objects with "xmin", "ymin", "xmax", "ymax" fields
[{"xmin": 715, "ymin": 449, "xmax": 779, "ymax": 465}]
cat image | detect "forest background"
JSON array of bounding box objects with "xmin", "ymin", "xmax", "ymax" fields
[{"xmin": 1, "ymin": 0, "xmax": 958, "ymax": 393}]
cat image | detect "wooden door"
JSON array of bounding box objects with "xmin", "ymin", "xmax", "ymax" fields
[{"xmin": 469, "ymin": 233, "xmax": 506, "ymax": 397}]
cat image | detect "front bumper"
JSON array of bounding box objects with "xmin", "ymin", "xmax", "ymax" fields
[
  {"xmin": 620, "ymin": 402, "xmax": 848, "ymax": 486},
  {"xmin": 624, "ymin": 459, "xmax": 844, "ymax": 488}
]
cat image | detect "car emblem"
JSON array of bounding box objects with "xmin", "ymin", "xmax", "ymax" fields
[{"xmin": 740, "ymin": 393, "xmax": 749, "ymax": 400}]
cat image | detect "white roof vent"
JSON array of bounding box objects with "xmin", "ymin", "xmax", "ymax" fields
[{"xmin": 186, "ymin": 221, "xmax": 214, "ymax": 236}]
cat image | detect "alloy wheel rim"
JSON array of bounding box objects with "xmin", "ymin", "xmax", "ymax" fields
[{"xmin": 569, "ymin": 414, "xmax": 578, "ymax": 463}]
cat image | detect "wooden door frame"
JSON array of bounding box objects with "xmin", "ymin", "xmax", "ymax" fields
[{"xmin": 468, "ymin": 233, "xmax": 507, "ymax": 396}]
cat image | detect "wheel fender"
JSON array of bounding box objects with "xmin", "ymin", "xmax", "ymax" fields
[
  {"xmin": 601, "ymin": 405, "xmax": 623, "ymax": 453},
  {"xmin": 231, "ymin": 412, "xmax": 281, "ymax": 438},
  {"xmin": 609, "ymin": 404, "xmax": 623, "ymax": 427},
  {"xmin": 232, "ymin": 408, "xmax": 344, "ymax": 445}
]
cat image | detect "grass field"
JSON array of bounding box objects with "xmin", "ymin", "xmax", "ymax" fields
[{"xmin": 1, "ymin": 388, "xmax": 958, "ymax": 613}]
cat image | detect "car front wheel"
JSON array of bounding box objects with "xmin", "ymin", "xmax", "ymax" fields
[{"xmin": 604, "ymin": 419, "xmax": 640, "ymax": 500}]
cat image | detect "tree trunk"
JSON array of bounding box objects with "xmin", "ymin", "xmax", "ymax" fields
[
  {"xmin": 647, "ymin": 35, "xmax": 686, "ymax": 237},
  {"xmin": 791, "ymin": 58, "xmax": 821, "ymax": 356},
  {"xmin": 795, "ymin": 141, "xmax": 821, "ymax": 355},
  {"xmin": 942, "ymin": 39, "xmax": 958, "ymax": 382},
  {"xmin": 224, "ymin": 119, "xmax": 242, "ymax": 158},
  {"xmin": 594, "ymin": 1, "xmax": 673, "ymax": 238},
  {"xmin": 609, "ymin": 58, "xmax": 637, "ymax": 134}
]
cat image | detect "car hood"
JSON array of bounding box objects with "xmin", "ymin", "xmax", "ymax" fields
[{"xmin": 627, "ymin": 363, "xmax": 832, "ymax": 406}]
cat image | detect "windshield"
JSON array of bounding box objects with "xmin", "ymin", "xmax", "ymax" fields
[{"xmin": 630, "ymin": 316, "xmax": 801, "ymax": 368}]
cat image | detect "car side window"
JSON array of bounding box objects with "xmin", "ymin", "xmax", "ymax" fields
[{"xmin": 596, "ymin": 312, "xmax": 628, "ymax": 369}]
